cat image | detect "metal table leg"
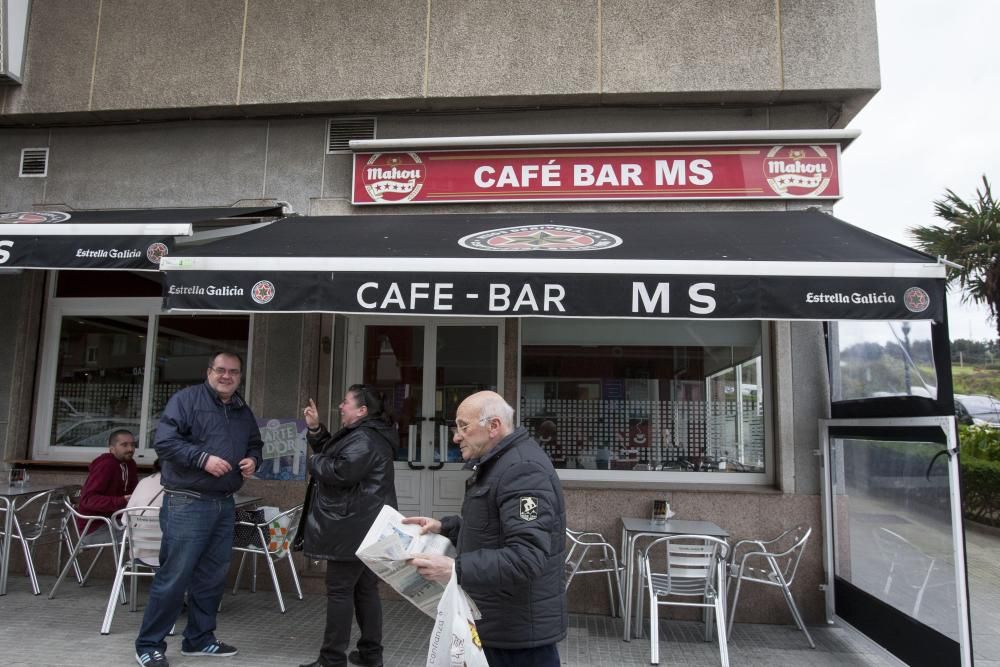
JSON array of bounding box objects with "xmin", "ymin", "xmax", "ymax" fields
[{"xmin": 1, "ymin": 496, "xmax": 12, "ymax": 595}]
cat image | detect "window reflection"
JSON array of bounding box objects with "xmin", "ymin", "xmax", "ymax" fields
[
  {"xmin": 52, "ymin": 316, "xmax": 148, "ymax": 448},
  {"xmin": 830, "ymin": 321, "xmax": 937, "ymax": 401},
  {"xmin": 520, "ymin": 320, "xmax": 765, "ymax": 474}
]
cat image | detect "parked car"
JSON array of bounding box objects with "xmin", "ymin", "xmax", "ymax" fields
[
  {"xmin": 954, "ymin": 394, "xmax": 1000, "ymax": 428},
  {"xmin": 55, "ymin": 417, "xmax": 156, "ymax": 448}
]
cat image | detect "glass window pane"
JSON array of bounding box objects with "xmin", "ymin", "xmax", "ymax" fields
[
  {"xmin": 520, "ymin": 319, "xmax": 764, "ymax": 474},
  {"xmin": 52, "ymin": 316, "xmax": 149, "ymax": 448},
  {"xmin": 152, "ymin": 315, "xmax": 250, "ymax": 432},
  {"xmin": 831, "ymin": 436, "xmax": 960, "ymax": 640},
  {"xmin": 436, "ymin": 326, "xmax": 498, "ymax": 463},
  {"xmin": 830, "ymin": 321, "xmax": 937, "ymax": 401},
  {"xmin": 361, "ymin": 325, "xmax": 424, "ymax": 462}
]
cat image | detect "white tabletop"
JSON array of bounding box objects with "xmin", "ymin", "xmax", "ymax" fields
[{"xmin": 621, "ymin": 517, "xmax": 729, "ymax": 538}]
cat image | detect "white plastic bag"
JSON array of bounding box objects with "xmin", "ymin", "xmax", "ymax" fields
[{"xmin": 426, "ymin": 569, "xmax": 489, "ymax": 667}]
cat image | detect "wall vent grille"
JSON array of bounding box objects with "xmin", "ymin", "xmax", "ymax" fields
[
  {"xmin": 20, "ymin": 148, "xmax": 49, "ymax": 177},
  {"xmin": 327, "ymin": 117, "xmax": 376, "ymax": 153}
]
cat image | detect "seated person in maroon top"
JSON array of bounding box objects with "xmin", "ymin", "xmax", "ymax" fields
[{"xmin": 77, "ymin": 429, "xmax": 139, "ymax": 543}]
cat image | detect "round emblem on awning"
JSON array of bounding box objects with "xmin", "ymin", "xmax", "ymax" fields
[
  {"xmin": 251, "ymin": 280, "xmax": 276, "ymax": 305},
  {"xmin": 0, "ymin": 211, "xmax": 72, "ymax": 224},
  {"xmin": 458, "ymin": 224, "xmax": 622, "ymax": 252},
  {"xmin": 903, "ymin": 286, "xmax": 930, "ymax": 313},
  {"xmin": 146, "ymin": 243, "xmax": 169, "ymax": 264}
]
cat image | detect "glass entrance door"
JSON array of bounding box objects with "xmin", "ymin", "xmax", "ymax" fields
[{"xmin": 348, "ymin": 318, "xmax": 503, "ymax": 517}]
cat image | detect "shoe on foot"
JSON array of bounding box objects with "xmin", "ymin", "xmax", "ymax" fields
[
  {"xmin": 348, "ymin": 650, "xmax": 384, "ymax": 667},
  {"xmin": 180, "ymin": 640, "xmax": 238, "ymax": 657},
  {"xmin": 136, "ymin": 649, "xmax": 169, "ymax": 667}
]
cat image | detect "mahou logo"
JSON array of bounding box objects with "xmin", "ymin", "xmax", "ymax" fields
[
  {"xmin": 764, "ymin": 145, "xmax": 833, "ymax": 197},
  {"xmin": 362, "ymin": 152, "xmax": 425, "ymax": 203}
]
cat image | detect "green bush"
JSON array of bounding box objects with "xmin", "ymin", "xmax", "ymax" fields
[
  {"xmin": 960, "ymin": 456, "xmax": 1000, "ymax": 527},
  {"xmin": 959, "ymin": 424, "xmax": 1000, "ymax": 462}
]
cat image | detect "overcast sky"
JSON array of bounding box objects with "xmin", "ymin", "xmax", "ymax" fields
[{"xmin": 835, "ymin": 0, "xmax": 998, "ymax": 342}]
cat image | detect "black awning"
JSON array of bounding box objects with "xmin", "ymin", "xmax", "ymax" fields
[
  {"xmin": 160, "ymin": 210, "xmax": 947, "ymax": 321},
  {"xmin": 0, "ymin": 206, "xmax": 284, "ymax": 270}
]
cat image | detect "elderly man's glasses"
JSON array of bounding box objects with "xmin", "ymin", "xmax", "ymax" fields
[
  {"xmin": 450, "ymin": 416, "xmax": 494, "ymax": 435},
  {"xmin": 210, "ymin": 367, "xmax": 242, "ymax": 377}
]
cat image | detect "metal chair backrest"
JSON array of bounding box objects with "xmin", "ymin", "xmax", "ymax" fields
[
  {"xmin": 12, "ymin": 489, "xmax": 56, "ymax": 541},
  {"xmin": 233, "ymin": 505, "xmax": 302, "ymax": 559},
  {"xmin": 767, "ymin": 524, "xmax": 811, "ymax": 586},
  {"xmin": 118, "ymin": 506, "xmax": 161, "ymax": 565},
  {"xmin": 643, "ymin": 534, "xmax": 729, "ymax": 598}
]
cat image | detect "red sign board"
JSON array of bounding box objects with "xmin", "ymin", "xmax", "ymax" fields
[{"xmin": 351, "ymin": 143, "xmax": 841, "ymax": 205}]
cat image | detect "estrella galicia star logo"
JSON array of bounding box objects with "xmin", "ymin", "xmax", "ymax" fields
[
  {"xmin": 458, "ymin": 225, "xmax": 622, "ymax": 252},
  {"xmin": 251, "ymin": 280, "xmax": 276, "ymax": 305},
  {"xmin": 903, "ymin": 286, "xmax": 930, "ymax": 313}
]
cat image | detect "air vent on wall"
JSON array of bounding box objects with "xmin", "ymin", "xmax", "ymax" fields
[
  {"xmin": 327, "ymin": 117, "xmax": 376, "ymax": 153},
  {"xmin": 20, "ymin": 148, "xmax": 49, "ymax": 177}
]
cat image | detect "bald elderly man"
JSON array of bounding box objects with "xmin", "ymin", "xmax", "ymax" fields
[{"xmin": 405, "ymin": 391, "xmax": 567, "ymax": 667}]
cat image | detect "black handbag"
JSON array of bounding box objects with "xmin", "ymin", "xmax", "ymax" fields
[
  {"xmin": 292, "ymin": 477, "xmax": 315, "ymax": 552},
  {"xmin": 233, "ymin": 507, "xmax": 267, "ymax": 548}
]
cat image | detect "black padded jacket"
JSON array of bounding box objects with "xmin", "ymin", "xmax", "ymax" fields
[
  {"xmin": 440, "ymin": 426, "xmax": 568, "ymax": 649},
  {"xmin": 303, "ymin": 417, "xmax": 398, "ymax": 561}
]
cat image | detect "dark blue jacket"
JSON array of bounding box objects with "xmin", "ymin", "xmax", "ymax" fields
[
  {"xmin": 440, "ymin": 426, "xmax": 567, "ymax": 649},
  {"xmin": 154, "ymin": 381, "xmax": 263, "ymax": 497}
]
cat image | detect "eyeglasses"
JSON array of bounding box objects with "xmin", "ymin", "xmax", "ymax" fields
[
  {"xmin": 210, "ymin": 367, "xmax": 242, "ymax": 377},
  {"xmin": 450, "ymin": 416, "xmax": 494, "ymax": 435}
]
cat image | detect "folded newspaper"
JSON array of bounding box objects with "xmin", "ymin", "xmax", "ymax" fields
[{"xmin": 356, "ymin": 505, "xmax": 457, "ymax": 618}]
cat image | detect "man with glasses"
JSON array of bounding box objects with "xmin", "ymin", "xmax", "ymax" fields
[
  {"xmin": 134, "ymin": 351, "xmax": 262, "ymax": 667},
  {"xmin": 405, "ymin": 391, "xmax": 567, "ymax": 667}
]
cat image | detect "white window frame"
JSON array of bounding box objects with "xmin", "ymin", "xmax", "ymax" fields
[
  {"xmin": 32, "ymin": 278, "xmax": 254, "ymax": 463},
  {"xmin": 516, "ymin": 320, "xmax": 773, "ymax": 485}
]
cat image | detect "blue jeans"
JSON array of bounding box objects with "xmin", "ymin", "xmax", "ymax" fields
[{"xmin": 135, "ymin": 493, "xmax": 235, "ymax": 654}]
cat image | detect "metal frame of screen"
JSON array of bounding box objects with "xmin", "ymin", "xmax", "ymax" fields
[{"xmin": 818, "ymin": 417, "xmax": 972, "ymax": 667}]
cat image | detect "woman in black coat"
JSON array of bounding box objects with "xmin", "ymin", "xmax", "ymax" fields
[{"xmin": 300, "ymin": 385, "xmax": 398, "ymax": 667}]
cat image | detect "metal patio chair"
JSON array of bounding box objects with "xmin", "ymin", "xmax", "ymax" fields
[
  {"xmin": 726, "ymin": 524, "xmax": 814, "ymax": 648},
  {"xmin": 231, "ymin": 504, "xmax": 303, "ymax": 613},
  {"xmin": 639, "ymin": 534, "xmax": 731, "ymax": 666},
  {"xmin": 0, "ymin": 487, "xmax": 67, "ymax": 595},
  {"xmin": 49, "ymin": 488, "xmax": 126, "ymax": 602},
  {"xmin": 101, "ymin": 505, "xmax": 161, "ymax": 634},
  {"xmin": 565, "ymin": 527, "xmax": 625, "ymax": 616}
]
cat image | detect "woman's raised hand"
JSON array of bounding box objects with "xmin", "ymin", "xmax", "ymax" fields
[{"xmin": 303, "ymin": 398, "xmax": 320, "ymax": 430}]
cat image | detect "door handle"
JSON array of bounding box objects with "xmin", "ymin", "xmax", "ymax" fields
[
  {"xmin": 407, "ymin": 423, "xmax": 425, "ymax": 470},
  {"xmin": 428, "ymin": 424, "xmax": 448, "ymax": 470}
]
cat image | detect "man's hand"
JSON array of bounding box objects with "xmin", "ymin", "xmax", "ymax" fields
[
  {"xmin": 402, "ymin": 516, "xmax": 442, "ymax": 535},
  {"xmin": 204, "ymin": 455, "xmax": 233, "ymax": 478},
  {"xmin": 123, "ymin": 494, "xmax": 132, "ymax": 502},
  {"xmin": 303, "ymin": 398, "xmax": 320, "ymax": 430},
  {"xmin": 239, "ymin": 457, "xmax": 256, "ymax": 479},
  {"xmin": 408, "ymin": 553, "xmax": 454, "ymax": 583}
]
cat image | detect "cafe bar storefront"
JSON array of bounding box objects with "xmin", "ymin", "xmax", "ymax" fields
[{"xmin": 1, "ymin": 133, "xmax": 973, "ymax": 667}]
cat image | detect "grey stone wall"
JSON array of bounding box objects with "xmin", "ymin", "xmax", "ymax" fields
[{"xmin": 1, "ymin": 0, "xmax": 878, "ymax": 125}]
